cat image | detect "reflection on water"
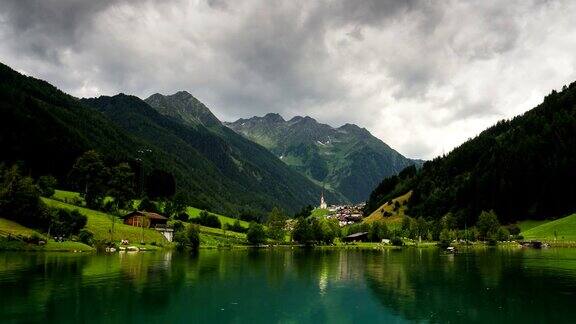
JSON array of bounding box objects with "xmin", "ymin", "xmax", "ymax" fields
[{"xmin": 1, "ymin": 248, "xmax": 576, "ymax": 323}]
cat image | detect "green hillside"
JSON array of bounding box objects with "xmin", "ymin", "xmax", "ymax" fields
[
  {"xmin": 518, "ymin": 219, "xmax": 551, "ymax": 232},
  {"xmin": 42, "ymin": 198, "xmax": 248, "ymax": 247},
  {"xmin": 43, "ymin": 198, "xmax": 167, "ymax": 245},
  {"xmin": 366, "ymin": 81, "xmax": 576, "ymax": 225},
  {"xmin": 0, "ymin": 61, "xmax": 330, "ymax": 217},
  {"xmin": 310, "ymin": 208, "xmax": 330, "ymax": 218},
  {"xmin": 362, "ymin": 191, "xmax": 411, "ymax": 231},
  {"xmin": 0, "ymin": 218, "xmax": 93, "ymax": 251},
  {"xmin": 522, "ymin": 214, "xmax": 576, "ymax": 241},
  {"xmin": 186, "ymin": 206, "xmax": 249, "ymax": 228}
]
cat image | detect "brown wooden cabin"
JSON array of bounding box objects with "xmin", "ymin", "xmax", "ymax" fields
[
  {"xmin": 343, "ymin": 232, "xmax": 369, "ymax": 243},
  {"xmin": 123, "ymin": 211, "xmax": 168, "ymax": 228}
]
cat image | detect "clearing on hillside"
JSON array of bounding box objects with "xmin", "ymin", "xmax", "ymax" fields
[
  {"xmin": 522, "ymin": 213, "xmax": 576, "ymax": 242},
  {"xmin": 42, "ymin": 198, "xmax": 167, "ymax": 244},
  {"xmin": 186, "ymin": 206, "xmax": 249, "ymax": 229},
  {"xmin": 310, "ymin": 208, "xmax": 330, "ymax": 218},
  {"xmin": 0, "ymin": 218, "xmax": 40, "ymax": 237},
  {"xmin": 362, "ymin": 191, "xmax": 411, "ymax": 229}
]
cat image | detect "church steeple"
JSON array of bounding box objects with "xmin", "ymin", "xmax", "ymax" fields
[{"xmin": 320, "ymin": 190, "xmax": 327, "ymax": 209}]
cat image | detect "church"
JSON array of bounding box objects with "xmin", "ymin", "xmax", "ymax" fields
[{"xmin": 320, "ymin": 192, "xmax": 327, "ymax": 209}]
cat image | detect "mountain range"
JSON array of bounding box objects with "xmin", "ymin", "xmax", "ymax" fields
[
  {"xmin": 226, "ymin": 114, "xmax": 421, "ymax": 203},
  {"xmin": 0, "ymin": 62, "xmax": 338, "ymax": 218}
]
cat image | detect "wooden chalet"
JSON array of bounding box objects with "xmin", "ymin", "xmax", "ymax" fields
[{"xmin": 123, "ymin": 211, "xmax": 168, "ymax": 228}]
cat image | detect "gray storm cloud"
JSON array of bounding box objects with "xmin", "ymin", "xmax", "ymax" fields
[{"xmin": 1, "ymin": 0, "xmax": 575, "ymax": 159}]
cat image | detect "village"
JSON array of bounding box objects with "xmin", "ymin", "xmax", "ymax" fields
[
  {"xmin": 325, "ymin": 204, "xmax": 365, "ymax": 226},
  {"xmin": 320, "ymin": 193, "xmax": 366, "ymax": 226}
]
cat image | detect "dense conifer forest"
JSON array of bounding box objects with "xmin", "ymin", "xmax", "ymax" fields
[{"xmin": 365, "ymin": 82, "xmax": 576, "ymax": 226}]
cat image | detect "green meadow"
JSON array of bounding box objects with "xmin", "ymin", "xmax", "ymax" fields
[
  {"xmin": 0, "ymin": 217, "xmax": 93, "ymax": 251},
  {"xmin": 44, "ymin": 197, "xmax": 248, "ymax": 248},
  {"xmin": 310, "ymin": 208, "xmax": 329, "ymax": 218},
  {"xmin": 522, "ymin": 213, "xmax": 576, "ymax": 242},
  {"xmin": 185, "ymin": 206, "xmax": 249, "ymax": 228},
  {"xmin": 53, "ymin": 190, "xmax": 249, "ymax": 231}
]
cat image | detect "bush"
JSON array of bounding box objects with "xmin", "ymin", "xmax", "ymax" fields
[
  {"xmin": 71, "ymin": 197, "xmax": 84, "ymax": 207},
  {"xmin": 247, "ymin": 222, "xmax": 266, "ymax": 245},
  {"xmin": 138, "ymin": 197, "xmax": 159, "ymax": 213},
  {"xmin": 102, "ymin": 200, "xmax": 116, "ymax": 213},
  {"xmin": 37, "ymin": 175, "xmax": 57, "ymax": 197},
  {"xmin": 78, "ymin": 229, "xmax": 94, "ymax": 245},
  {"xmin": 267, "ymin": 207, "xmax": 288, "ymax": 241},
  {"xmin": 506, "ymin": 224, "xmax": 521, "ymax": 236},
  {"xmin": 0, "ymin": 165, "xmax": 46, "ymax": 229},
  {"xmin": 174, "ymin": 224, "xmax": 200, "ymax": 251},
  {"xmin": 293, "ymin": 218, "xmax": 340, "ymax": 245},
  {"xmin": 497, "ymin": 227, "xmax": 510, "ymax": 241},
  {"xmin": 172, "ymin": 220, "xmax": 185, "ymax": 233},
  {"xmin": 50, "ymin": 208, "xmax": 88, "ymax": 237},
  {"xmin": 369, "ymin": 221, "xmax": 389, "ymax": 242},
  {"xmin": 225, "ymin": 219, "xmax": 247, "ymax": 233},
  {"xmin": 191, "ymin": 211, "xmax": 221, "ymax": 229},
  {"xmin": 477, "ymin": 210, "xmax": 500, "ymax": 240},
  {"xmin": 391, "ymin": 237, "xmax": 403, "ymax": 246},
  {"xmin": 175, "ymin": 212, "xmax": 189, "ymax": 222}
]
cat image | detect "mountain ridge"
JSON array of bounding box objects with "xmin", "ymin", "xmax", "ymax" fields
[
  {"xmin": 0, "ymin": 61, "xmax": 336, "ymax": 218},
  {"xmin": 226, "ymin": 113, "xmax": 421, "ymax": 203}
]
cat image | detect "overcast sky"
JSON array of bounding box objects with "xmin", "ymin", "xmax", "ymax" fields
[{"xmin": 1, "ymin": 0, "xmax": 575, "ymax": 159}]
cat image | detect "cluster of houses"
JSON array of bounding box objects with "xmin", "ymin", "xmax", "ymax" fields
[
  {"xmin": 325, "ymin": 203, "xmax": 365, "ymax": 226},
  {"xmin": 318, "ymin": 192, "xmax": 366, "ymax": 226}
]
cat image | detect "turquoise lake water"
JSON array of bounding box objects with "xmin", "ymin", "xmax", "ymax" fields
[{"xmin": 1, "ymin": 248, "xmax": 576, "ymax": 323}]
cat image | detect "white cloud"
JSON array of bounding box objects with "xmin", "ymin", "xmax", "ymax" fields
[{"xmin": 1, "ymin": 0, "xmax": 575, "ymax": 159}]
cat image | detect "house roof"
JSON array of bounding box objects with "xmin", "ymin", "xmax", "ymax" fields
[
  {"xmin": 124, "ymin": 211, "xmax": 167, "ymax": 220},
  {"xmin": 344, "ymin": 232, "xmax": 369, "ymax": 238}
]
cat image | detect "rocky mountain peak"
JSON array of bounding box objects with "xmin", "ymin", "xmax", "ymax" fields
[{"xmin": 145, "ymin": 91, "xmax": 221, "ymax": 127}]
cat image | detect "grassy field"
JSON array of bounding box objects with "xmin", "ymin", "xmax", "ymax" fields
[
  {"xmin": 52, "ymin": 189, "xmax": 82, "ymax": 201},
  {"xmin": 4, "ymin": 189, "xmax": 251, "ymax": 250},
  {"xmin": 42, "ymin": 198, "xmax": 167, "ymax": 245},
  {"xmin": 46, "ymin": 196, "xmax": 249, "ymax": 247},
  {"xmin": 186, "ymin": 206, "xmax": 249, "ymax": 228},
  {"xmin": 518, "ymin": 219, "xmax": 551, "ymax": 232},
  {"xmin": 0, "ymin": 218, "xmax": 93, "ymax": 251},
  {"xmin": 54, "ymin": 190, "xmax": 249, "ymax": 231},
  {"xmin": 311, "ymin": 208, "xmax": 329, "ymax": 218},
  {"xmin": 362, "ymin": 191, "xmax": 411, "ymax": 230},
  {"xmin": 522, "ymin": 213, "xmax": 576, "ymax": 242},
  {"xmin": 0, "ymin": 218, "xmax": 39, "ymax": 237}
]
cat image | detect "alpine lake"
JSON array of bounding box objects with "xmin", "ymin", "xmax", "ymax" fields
[{"xmin": 1, "ymin": 247, "xmax": 576, "ymax": 323}]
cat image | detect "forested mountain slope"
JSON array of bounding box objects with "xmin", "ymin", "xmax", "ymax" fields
[
  {"xmin": 366, "ymin": 83, "xmax": 576, "ymax": 225},
  {"xmin": 82, "ymin": 94, "xmax": 337, "ymax": 216},
  {"xmin": 227, "ymin": 113, "xmax": 419, "ymax": 203},
  {"xmin": 0, "ymin": 61, "xmax": 330, "ymax": 218}
]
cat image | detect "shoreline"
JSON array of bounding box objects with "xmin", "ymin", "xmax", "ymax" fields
[{"xmin": 3, "ymin": 237, "xmax": 576, "ymax": 253}]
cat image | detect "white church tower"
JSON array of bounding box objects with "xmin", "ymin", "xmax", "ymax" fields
[{"xmin": 320, "ymin": 191, "xmax": 327, "ymax": 209}]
